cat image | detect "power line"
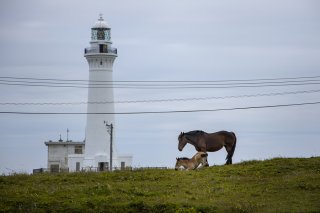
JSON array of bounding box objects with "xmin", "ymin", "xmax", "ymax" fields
[
  {"xmin": 1, "ymin": 89, "xmax": 320, "ymax": 105},
  {"xmin": 1, "ymin": 74, "xmax": 320, "ymax": 83},
  {"xmin": 0, "ymin": 101, "xmax": 319, "ymax": 115},
  {"xmin": 1, "ymin": 81, "xmax": 320, "ymax": 89},
  {"xmin": 1, "ymin": 78, "xmax": 320, "ymax": 86},
  {"xmin": 1, "ymin": 74, "xmax": 320, "ymax": 89}
]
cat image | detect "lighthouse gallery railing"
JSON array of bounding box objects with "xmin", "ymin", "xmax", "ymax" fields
[{"xmin": 84, "ymin": 47, "xmax": 117, "ymax": 54}]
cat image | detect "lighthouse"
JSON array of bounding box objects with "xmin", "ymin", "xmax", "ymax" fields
[{"xmin": 82, "ymin": 15, "xmax": 132, "ymax": 171}]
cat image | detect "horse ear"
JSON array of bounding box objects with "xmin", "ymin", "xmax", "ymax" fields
[{"xmin": 178, "ymin": 132, "xmax": 184, "ymax": 138}]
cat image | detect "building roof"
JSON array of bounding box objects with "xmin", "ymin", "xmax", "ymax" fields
[{"xmin": 44, "ymin": 141, "xmax": 85, "ymax": 146}]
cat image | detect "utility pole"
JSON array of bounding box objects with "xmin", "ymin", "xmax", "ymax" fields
[{"xmin": 104, "ymin": 121, "xmax": 113, "ymax": 171}]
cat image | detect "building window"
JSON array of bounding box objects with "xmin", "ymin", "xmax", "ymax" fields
[
  {"xmin": 75, "ymin": 145, "xmax": 83, "ymax": 154},
  {"xmin": 50, "ymin": 164, "xmax": 59, "ymax": 173}
]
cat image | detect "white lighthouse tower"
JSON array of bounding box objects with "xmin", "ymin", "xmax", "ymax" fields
[{"xmin": 82, "ymin": 15, "xmax": 132, "ymax": 171}]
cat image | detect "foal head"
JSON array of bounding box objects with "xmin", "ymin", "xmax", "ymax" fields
[
  {"xmin": 178, "ymin": 132, "xmax": 188, "ymax": 151},
  {"xmin": 175, "ymin": 157, "xmax": 188, "ymax": 170},
  {"xmin": 199, "ymin": 153, "xmax": 209, "ymax": 167}
]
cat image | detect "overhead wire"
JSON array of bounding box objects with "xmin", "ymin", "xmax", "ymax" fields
[
  {"xmin": 1, "ymin": 74, "xmax": 320, "ymax": 83},
  {"xmin": 0, "ymin": 101, "xmax": 319, "ymax": 115},
  {"xmin": 0, "ymin": 89, "xmax": 320, "ymax": 105},
  {"xmin": 1, "ymin": 78, "xmax": 320, "ymax": 86},
  {"xmin": 1, "ymin": 75, "xmax": 320, "ymax": 89},
  {"xmin": 1, "ymin": 81, "xmax": 320, "ymax": 89}
]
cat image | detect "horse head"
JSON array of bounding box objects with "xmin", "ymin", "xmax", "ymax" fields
[{"xmin": 178, "ymin": 132, "xmax": 188, "ymax": 151}]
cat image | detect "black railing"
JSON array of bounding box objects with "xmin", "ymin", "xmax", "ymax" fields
[{"xmin": 84, "ymin": 47, "xmax": 117, "ymax": 55}]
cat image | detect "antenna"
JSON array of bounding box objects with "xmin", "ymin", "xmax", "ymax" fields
[{"xmin": 99, "ymin": 13, "xmax": 104, "ymax": 21}]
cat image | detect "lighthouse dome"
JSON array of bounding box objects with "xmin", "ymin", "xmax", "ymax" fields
[{"xmin": 92, "ymin": 14, "xmax": 109, "ymax": 29}]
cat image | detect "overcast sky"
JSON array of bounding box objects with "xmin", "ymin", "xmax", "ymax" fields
[{"xmin": 0, "ymin": 0, "xmax": 320, "ymax": 174}]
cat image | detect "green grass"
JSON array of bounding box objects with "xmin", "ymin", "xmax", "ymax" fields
[{"xmin": 1, "ymin": 157, "xmax": 320, "ymax": 212}]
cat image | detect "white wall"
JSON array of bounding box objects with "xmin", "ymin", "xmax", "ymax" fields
[{"xmin": 68, "ymin": 154, "xmax": 84, "ymax": 172}]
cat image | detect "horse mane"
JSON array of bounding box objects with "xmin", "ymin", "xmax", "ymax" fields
[
  {"xmin": 177, "ymin": 157, "xmax": 189, "ymax": 160},
  {"xmin": 185, "ymin": 130, "xmax": 206, "ymax": 136}
]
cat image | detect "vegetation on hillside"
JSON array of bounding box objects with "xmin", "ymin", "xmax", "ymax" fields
[{"xmin": 1, "ymin": 157, "xmax": 319, "ymax": 212}]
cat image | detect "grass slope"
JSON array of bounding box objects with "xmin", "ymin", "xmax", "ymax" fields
[{"xmin": 1, "ymin": 157, "xmax": 320, "ymax": 212}]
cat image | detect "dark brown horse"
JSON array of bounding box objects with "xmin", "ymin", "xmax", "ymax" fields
[{"xmin": 178, "ymin": 130, "xmax": 237, "ymax": 165}]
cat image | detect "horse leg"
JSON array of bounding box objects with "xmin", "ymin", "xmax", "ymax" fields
[
  {"xmin": 224, "ymin": 145, "xmax": 233, "ymax": 165},
  {"xmin": 228, "ymin": 157, "xmax": 232, "ymax": 165}
]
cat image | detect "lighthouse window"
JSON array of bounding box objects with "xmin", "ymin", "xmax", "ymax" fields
[
  {"xmin": 97, "ymin": 29, "xmax": 105, "ymax": 40},
  {"xmin": 91, "ymin": 29, "xmax": 98, "ymax": 40}
]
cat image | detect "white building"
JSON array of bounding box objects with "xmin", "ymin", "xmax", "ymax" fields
[
  {"xmin": 45, "ymin": 138, "xmax": 85, "ymax": 172},
  {"xmin": 45, "ymin": 15, "xmax": 132, "ymax": 172}
]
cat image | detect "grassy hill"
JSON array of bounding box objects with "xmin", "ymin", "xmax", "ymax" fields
[{"xmin": 1, "ymin": 157, "xmax": 319, "ymax": 212}]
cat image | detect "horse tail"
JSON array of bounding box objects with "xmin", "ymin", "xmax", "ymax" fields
[
  {"xmin": 226, "ymin": 132, "xmax": 237, "ymax": 161},
  {"xmin": 231, "ymin": 132, "xmax": 237, "ymax": 157}
]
